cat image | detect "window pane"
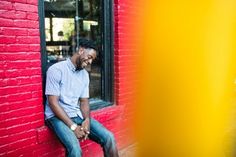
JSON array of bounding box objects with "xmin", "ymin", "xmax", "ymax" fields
[
  {"xmin": 44, "ymin": 0, "xmax": 102, "ymax": 100},
  {"xmin": 45, "ymin": 18, "xmax": 50, "ymax": 41},
  {"xmin": 52, "ymin": 18, "xmax": 74, "ymax": 41}
]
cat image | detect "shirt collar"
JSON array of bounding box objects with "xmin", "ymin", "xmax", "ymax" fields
[{"xmin": 66, "ymin": 58, "xmax": 76, "ymax": 72}]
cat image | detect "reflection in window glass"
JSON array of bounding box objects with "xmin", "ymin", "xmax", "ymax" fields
[
  {"xmin": 52, "ymin": 18, "xmax": 74, "ymax": 41},
  {"xmin": 45, "ymin": 18, "xmax": 50, "ymax": 41}
]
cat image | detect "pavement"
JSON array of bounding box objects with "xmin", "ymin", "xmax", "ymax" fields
[{"xmin": 119, "ymin": 143, "xmax": 137, "ymax": 157}]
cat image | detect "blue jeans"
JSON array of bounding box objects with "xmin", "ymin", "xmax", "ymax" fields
[{"xmin": 46, "ymin": 116, "xmax": 119, "ymax": 157}]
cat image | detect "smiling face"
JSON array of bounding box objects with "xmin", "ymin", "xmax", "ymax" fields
[{"xmin": 75, "ymin": 47, "xmax": 97, "ymax": 70}]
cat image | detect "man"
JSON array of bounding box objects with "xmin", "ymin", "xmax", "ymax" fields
[{"xmin": 45, "ymin": 38, "xmax": 119, "ymax": 157}]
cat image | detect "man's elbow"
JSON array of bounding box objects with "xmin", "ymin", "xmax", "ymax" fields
[{"xmin": 48, "ymin": 95, "xmax": 59, "ymax": 107}]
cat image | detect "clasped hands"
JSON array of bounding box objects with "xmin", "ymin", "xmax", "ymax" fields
[{"xmin": 73, "ymin": 119, "xmax": 90, "ymax": 141}]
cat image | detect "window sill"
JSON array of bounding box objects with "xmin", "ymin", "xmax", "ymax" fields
[
  {"xmin": 36, "ymin": 104, "xmax": 123, "ymax": 144},
  {"xmin": 90, "ymin": 99, "xmax": 113, "ymax": 111}
]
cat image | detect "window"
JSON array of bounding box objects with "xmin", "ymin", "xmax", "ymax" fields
[{"xmin": 39, "ymin": 0, "xmax": 114, "ymax": 109}]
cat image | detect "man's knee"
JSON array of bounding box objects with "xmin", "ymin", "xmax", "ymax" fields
[
  {"xmin": 102, "ymin": 131, "xmax": 119, "ymax": 156},
  {"xmin": 104, "ymin": 131, "xmax": 116, "ymax": 146},
  {"xmin": 66, "ymin": 142, "xmax": 82, "ymax": 157}
]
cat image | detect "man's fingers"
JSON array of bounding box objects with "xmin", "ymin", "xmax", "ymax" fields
[
  {"xmin": 76, "ymin": 126, "xmax": 90, "ymax": 140},
  {"xmin": 81, "ymin": 126, "xmax": 90, "ymax": 134},
  {"xmin": 84, "ymin": 134, "xmax": 88, "ymax": 140}
]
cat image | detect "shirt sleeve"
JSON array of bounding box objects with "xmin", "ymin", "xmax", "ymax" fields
[
  {"xmin": 45, "ymin": 66, "xmax": 61, "ymax": 96},
  {"xmin": 80, "ymin": 71, "xmax": 89, "ymax": 98}
]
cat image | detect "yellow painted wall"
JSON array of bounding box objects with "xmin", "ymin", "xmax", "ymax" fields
[{"xmin": 134, "ymin": 1, "xmax": 236, "ymax": 156}]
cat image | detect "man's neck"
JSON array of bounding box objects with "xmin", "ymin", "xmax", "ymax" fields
[{"xmin": 70, "ymin": 57, "xmax": 77, "ymax": 67}]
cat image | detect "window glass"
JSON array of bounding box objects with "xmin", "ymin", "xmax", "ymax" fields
[
  {"xmin": 52, "ymin": 18, "xmax": 74, "ymax": 41},
  {"xmin": 45, "ymin": 18, "xmax": 50, "ymax": 41}
]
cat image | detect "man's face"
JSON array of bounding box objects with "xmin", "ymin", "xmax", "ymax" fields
[{"xmin": 76, "ymin": 48, "xmax": 96, "ymax": 70}]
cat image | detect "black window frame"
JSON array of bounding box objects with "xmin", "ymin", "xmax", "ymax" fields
[{"xmin": 38, "ymin": 0, "xmax": 114, "ymax": 110}]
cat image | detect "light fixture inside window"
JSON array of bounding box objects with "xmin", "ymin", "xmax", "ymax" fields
[{"xmin": 83, "ymin": 20, "xmax": 98, "ymax": 31}]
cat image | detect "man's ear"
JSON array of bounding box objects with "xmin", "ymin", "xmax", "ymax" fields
[{"xmin": 77, "ymin": 47, "xmax": 84, "ymax": 55}]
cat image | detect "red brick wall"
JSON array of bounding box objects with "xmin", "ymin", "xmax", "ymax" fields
[{"xmin": 0, "ymin": 0, "xmax": 137, "ymax": 156}]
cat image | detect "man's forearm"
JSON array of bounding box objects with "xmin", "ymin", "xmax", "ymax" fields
[
  {"xmin": 80, "ymin": 98, "xmax": 91, "ymax": 139},
  {"xmin": 80, "ymin": 98, "xmax": 90, "ymax": 120},
  {"xmin": 48, "ymin": 95, "xmax": 74, "ymax": 127}
]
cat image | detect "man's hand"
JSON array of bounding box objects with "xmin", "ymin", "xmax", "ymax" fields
[
  {"xmin": 74, "ymin": 125, "xmax": 86, "ymax": 140},
  {"xmin": 81, "ymin": 118, "xmax": 90, "ymax": 140},
  {"xmin": 79, "ymin": 98, "xmax": 90, "ymax": 141}
]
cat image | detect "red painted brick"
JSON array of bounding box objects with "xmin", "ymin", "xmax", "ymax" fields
[
  {"xmin": 1, "ymin": 117, "xmax": 24, "ymax": 128},
  {"xmin": 5, "ymin": 99, "xmax": 39, "ymax": 111},
  {"xmin": 115, "ymin": 64, "xmax": 136, "ymax": 72},
  {"xmin": 8, "ymin": 136, "xmax": 37, "ymax": 152},
  {"xmin": 0, "ymin": 61, "xmax": 7, "ymax": 71},
  {"xmin": 1, "ymin": 27, "xmax": 28, "ymax": 36},
  {"xmin": 28, "ymin": 29, "xmax": 39, "ymax": 36},
  {"xmin": 0, "ymin": 95, "xmax": 7, "ymax": 103},
  {"xmin": 26, "ymin": 0, "xmax": 38, "ymax": 5},
  {"xmin": 36, "ymin": 126, "xmax": 53, "ymax": 144},
  {"xmin": 27, "ymin": 12, "xmax": 38, "ymax": 20},
  {"xmin": 0, "ymin": 144, "xmax": 8, "ymax": 155},
  {"xmin": 82, "ymin": 143, "xmax": 103, "ymax": 157},
  {"xmin": 0, "ymin": 40, "xmax": 8, "ymax": 47},
  {"xmin": 32, "ymin": 91, "xmax": 42, "ymax": 98},
  {"xmin": 31, "ymin": 119, "xmax": 45, "ymax": 128},
  {"xmin": 0, "ymin": 52, "xmax": 23, "ymax": 60},
  {"xmin": 0, "ymin": 18, "xmax": 14, "ymax": 27},
  {"xmin": 7, "ymin": 0, "xmax": 27, "ymax": 2},
  {"xmin": 0, "ymin": 129, "xmax": 36, "ymax": 144},
  {"xmin": 0, "ymin": 1, "xmax": 13, "ymax": 10},
  {"xmin": 30, "ymin": 60, "xmax": 42, "ymax": 67},
  {"xmin": 0, "ymin": 86, "xmax": 15, "ymax": 95},
  {"xmin": 33, "ymin": 142, "xmax": 64, "ymax": 157},
  {"xmin": 0, "ymin": 10, "xmax": 14, "ymax": 19},
  {"xmin": 29, "ymin": 44, "xmax": 41, "ymax": 51},
  {"xmin": 15, "ymin": 10, "xmax": 27, "ymax": 19},
  {"xmin": 5, "ymin": 61, "xmax": 30, "ymax": 69},
  {"xmin": 14, "ymin": 3, "xmax": 38, "ymax": 13},
  {"xmin": 0, "ymin": 124, "xmax": 32, "ymax": 136},
  {"xmin": 6, "ymin": 92, "xmax": 32, "ymax": 102},
  {"xmin": 16, "ymin": 36, "xmax": 40, "ymax": 44},
  {"xmin": 0, "ymin": 36, "xmax": 15, "ymax": 44},
  {"xmin": 0, "ymin": 84, "xmax": 41, "ymax": 95},
  {"xmin": 1, "ymin": 70, "xmax": 18, "ymax": 78},
  {"xmin": 35, "ymin": 149, "xmax": 65, "ymax": 157},
  {"xmin": 27, "ymin": 53, "xmax": 41, "ymax": 60},
  {"xmin": 14, "ymin": 20, "xmax": 39, "ymax": 28},
  {"xmin": 5, "ymin": 78, "xmax": 18, "ymax": 86},
  {"xmin": 0, "ymin": 10, "xmax": 27, "ymax": 19},
  {"xmin": 0, "ymin": 106, "xmax": 41, "ymax": 121},
  {"xmin": 6, "ymin": 143, "xmax": 37, "ymax": 157},
  {"xmin": 5, "ymin": 44, "xmax": 29, "ymax": 52},
  {"xmin": 0, "ymin": 102, "xmax": 10, "ymax": 111}
]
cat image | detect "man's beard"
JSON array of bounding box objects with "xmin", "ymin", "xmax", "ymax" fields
[
  {"xmin": 76, "ymin": 67, "xmax": 83, "ymax": 71},
  {"xmin": 76, "ymin": 59, "xmax": 83, "ymax": 71}
]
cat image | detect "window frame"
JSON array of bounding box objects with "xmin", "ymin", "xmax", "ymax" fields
[{"xmin": 38, "ymin": 0, "xmax": 114, "ymax": 110}]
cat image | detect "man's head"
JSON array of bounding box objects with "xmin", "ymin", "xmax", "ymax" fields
[{"xmin": 72, "ymin": 38, "xmax": 97, "ymax": 70}]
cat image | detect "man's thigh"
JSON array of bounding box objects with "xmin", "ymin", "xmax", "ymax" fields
[
  {"xmin": 47, "ymin": 117, "xmax": 80, "ymax": 148},
  {"xmin": 88, "ymin": 118, "xmax": 115, "ymax": 144}
]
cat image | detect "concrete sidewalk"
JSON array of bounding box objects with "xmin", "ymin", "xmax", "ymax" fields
[{"xmin": 119, "ymin": 143, "xmax": 137, "ymax": 157}]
